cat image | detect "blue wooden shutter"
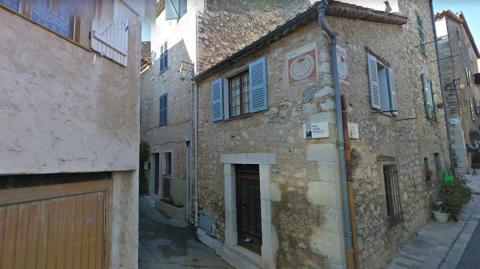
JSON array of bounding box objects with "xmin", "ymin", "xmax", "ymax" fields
[
  {"xmin": 160, "ymin": 94, "xmax": 167, "ymax": 125},
  {"xmin": 367, "ymin": 54, "xmax": 381, "ymax": 110},
  {"xmin": 211, "ymin": 78, "xmax": 224, "ymax": 122},
  {"xmin": 249, "ymin": 57, "xmax": 268, "ymax": 113},
  {"xmin": 387, "ymin": 67, "xmax": 398, "ymax": 115}
]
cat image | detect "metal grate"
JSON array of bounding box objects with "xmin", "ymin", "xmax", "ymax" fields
[{"xmin": 383, "ymin": 164, "xmax": 403, "ymax": 226}]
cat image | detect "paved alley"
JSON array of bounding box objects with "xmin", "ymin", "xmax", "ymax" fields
[
  {"xmin": 387, "ymin": 174, "xmax": 480, "ymax": 269},
  {"xmin": 138, "ymin": 197, "xmax": 232, "ymax": 269}
]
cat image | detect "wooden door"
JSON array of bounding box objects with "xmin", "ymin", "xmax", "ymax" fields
[
  {"xmin": 236, "ymin": 164, "xmax": 262, "ymax": 254},
  {"xmin": 0, "ymin": 180, "xmax": 112, "ymax": 269}
]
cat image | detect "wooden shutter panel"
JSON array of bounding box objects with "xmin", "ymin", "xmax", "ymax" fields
[
  {"xmin": 417, "ymin": 15, "xmax": 426, "ymax": 55},
  {"xmin": 211, "ymin": 79, "xmax": 224, "ymax": 122},
  {"xmin": 387, "ymin": 67, "xmax": 398, "ymax": 115},
  {"xmin": 248, "ymin": 57, "xmax": 268, "ymax": 113},
  {"xmin": 159, "ymin": 94, "xmax": 167, "ymax": 125},
  {"xmin": 367, "ymin": 54, "xmax": 381, "ymax": 110},
  {"xmin": 421, "ymin": 74, "xmax": 431, "ymax": 118},
  {"xmin": 91, "ymin": 0, "xmax": 130, "ymax": 66},
  {"xmin": 429, "ymin": 80, "xmax": 436, "ymax": 120},
  {"xmin": 165, "ymin": 0, "xmax": 179, "ymax": 20}
]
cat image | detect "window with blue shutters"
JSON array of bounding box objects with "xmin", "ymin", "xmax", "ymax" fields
[
  {"xmin": 421, "ymin": 74, "xmax": 435, "ymax": 119},
  {"xmin": 211, "ymin": 79, "xmax": 224, "ymax": 122},
  {"xmin": 367, "ymin": 53, "xmax": 397, "ymax": 114},
  {"xmin": 159, "ymin": 94, "xmax": 168, "ymax": 126},
  {"xmin": 165, "ymin": 0, "xmax": 187, "ymax": 20},
  {"xmin": 248, "ymin": 57, "xmax": 268, "ymax": 113}
]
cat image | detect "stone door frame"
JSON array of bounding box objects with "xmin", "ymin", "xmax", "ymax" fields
[{"xmin": 221, "ymin": 153, "xmax": 277, "ymax": 269}]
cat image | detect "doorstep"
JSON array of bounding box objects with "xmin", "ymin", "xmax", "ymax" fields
[
  {"xmin": 156, "ymin": 199, "xmax": 186, "ymax": 220},
  {"xmin": 387, "ymin": 194, "xmax": 480, "ymax": 269}
]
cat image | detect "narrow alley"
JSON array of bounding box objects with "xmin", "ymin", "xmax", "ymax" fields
[{"xmin": 139, "ymin": 197, "xmax": 232, "ymax": 269}]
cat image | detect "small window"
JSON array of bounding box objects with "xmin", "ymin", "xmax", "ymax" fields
[
  {"xmin": 160, "ymin": 42, "xmax": 168, "ymax": 73},
  {"xmin": 162, "ymin": 152, "xmax": 172, "ymax": 200},
  {"xmin": 456, "ymin": 28, "xmax": 462, "ymax": 48},
  {"xmin": 465, "ymin": 68, "xmax": 471, "ymax": 87},
  {"xmin": 229, "ymin": 71, "xmax": 250, "ymax": 117},
  {"xmin": 424, "ymin": 157, "xmax": 431, "ymax": 183},
  {"xmin": 383, "ymin": 164, "xmax": 402, "ymax": 226},
  {"xmin": 159, "ymin": 94, "xmax": 167, "ymax": 126},
  {"xmin": 417, "ymin": 15, "xmax": 426, "ymax": 55}
]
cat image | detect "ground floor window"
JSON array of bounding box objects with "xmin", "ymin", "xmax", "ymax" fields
[
  {"xmin": 235, "ymin": 164, "xmax": 261, "ymax": 254},
  {"xmin": 162, "ymin": 152, "xmax": 172, "ymax": 200},
  {"xmin": 383, "ymin": 164, "xmax": 402, "ymax": 226}
]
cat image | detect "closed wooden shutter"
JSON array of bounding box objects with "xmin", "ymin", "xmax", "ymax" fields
[
  {"xmin": 367, "ymin": 54, "xmax": 381, "ymax": 110},
  {"xmin": 417, "ymin": 15, "xmax": 426, "ymax": 55},
  {"xmin": 91, "ymin": 0, "xmax": 130, "ymax": 66},
  {"xmin": 421, "ymin": 74, "xmax": 432, "ymax": 119},
  {"xmin": 387, "ymin": 67, "xmax": 398, "ymax": 115},
  {"xmin": 248, "ymin": 57, "xmax": 268, "ymax": 113},
  {"xmin": 430, "ymin": 80, "xmax": 436, "ymax": 120},
  {"xmin": 159, "ymin": 94, "xmax": 167, "ymax": 125},
  {"xmin": 165, "ymin": 0, "xmax": 179, "ymax": 20},
  {"xmin": 211, "ymin": 78, "xmax": 224, "ymax": 122}
]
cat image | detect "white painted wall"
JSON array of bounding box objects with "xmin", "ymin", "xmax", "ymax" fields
[{"xmin": 151, "ymin": 0, "xmax": 204, "ymax": 69}]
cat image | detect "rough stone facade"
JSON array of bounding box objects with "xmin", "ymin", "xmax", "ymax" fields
[
  {"xmin": 0, "ymin": 4, "xmax": 142, "ymax": 269},
  {"xmin": 436, "ymin": 11, "xmax": 480, "ymax": 174},
  {"xmin": 195, "ymin": 1, "xmax": 449, "ymax": 269}
]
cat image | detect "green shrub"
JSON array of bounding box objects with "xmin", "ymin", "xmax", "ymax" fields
[{"xmin": 439, "ymin": 180, "xmax": 472, "ymax": 220}]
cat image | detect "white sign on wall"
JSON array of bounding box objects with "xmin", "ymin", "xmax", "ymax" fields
[
  {"xmin": 304, "ymin": 122, "xmax": 329, "ymax": 139},
  {"xmin": 337, "ymin": 45, "xmax": 349, "ymax": 85},
  {"xmin": 348, "ymin": 122, "xmax": 359, "ymax": 139}
]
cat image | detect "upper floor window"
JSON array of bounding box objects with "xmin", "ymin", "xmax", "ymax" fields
[
  {"xmin": 160, "ymin": 42, "xmax": 168, "ymax": 73},
  {"xmin": 367, "ymin": 53, "xmax": 397, "ymax": 115},
  {"xmin": 465, "ymin": 67, "xmax": 472, "ymax": 87},
  {"xmin": 456, "ymin": 27, "xmax": 462, "ymax": 48},
  {"xmin": 211, "ymin": 57, "xmax": 268, "ymax": 122},
  {"xmin": 165, "ymin": 0, "xmax": 187, "ymax": 20},
  {"xmin": 0, "ymin": 0, "xmax": 79, "ymax": 41},
  {"xmin": 424, "ymin": 157, "xmax": 432, "ymax": 183},
  {"xmin": 417, "ymin": 15, "xmax": 426, "ymax": 55},
  {"xmin": 159, "ymin": 93, "xmax": 168, "ymax": 126},
  {"xmin": 229, "ymin": 71, "xmax": 250, "ymax": 117},
  {"xmin": 421, "ymin": 74, "xmax": 436, "ymax": 120}
]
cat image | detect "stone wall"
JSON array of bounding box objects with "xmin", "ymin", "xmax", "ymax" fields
[
  {"xmin": 196, "ymin": 0, "xmax": 449, "ymax": 268},
  {"xmin": 337, "ymin": 1, "xmax": 449, "ymax": 267},
  {"xmin": 197, "ymin": 0, "xmax": 283, "ymax": 72},
  {"xmin": 197, "ymin": 21, "xmax": 343, "ymax": 268}
]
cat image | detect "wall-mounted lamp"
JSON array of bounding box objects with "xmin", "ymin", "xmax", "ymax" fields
[{"xmin": 178, "ymin": 61, "xmax": 194, "ymax": 81}]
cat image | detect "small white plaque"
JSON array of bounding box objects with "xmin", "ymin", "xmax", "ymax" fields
[
  {"xmin": 448, "ymin": 118, "xmax": 459, "ymax": 125},
  {"xmin": 348, "ymin": 122, "xmax": 359, "ymax": 139},
  {"xmin": 304, "ymin": 122, "xmax": 329, "ymax": 139}
]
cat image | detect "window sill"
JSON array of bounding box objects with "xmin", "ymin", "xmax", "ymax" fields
[
  {"xmin": 223, "ymin": 113, "xmax": 254, "ymax": 122},
  {"xmin": 159, "ymin": 123, "xmax": 167, "ymax": 127},
  {"xmin": 159, "ymin": 67, "xmax": 169, "ymax": 75}
]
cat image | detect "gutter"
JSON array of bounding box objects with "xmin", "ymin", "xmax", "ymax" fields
[
  {"xmin": 429, "ymin": 1, "xmax": 455, "ymax": 175},
  {"xmin": 317, "ymin": 1, "xmax": 356, "ymax": 268}
]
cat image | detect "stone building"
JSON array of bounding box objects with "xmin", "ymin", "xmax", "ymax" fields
[
  {"xmin": 193, "ymin": 0, "xmax": 449, "ymax": 268},
  {"xmin": 140, "ymin": 0, "xmax": 307, "ymax": 221},
  {"xmin": 435, "ymin": 10, "xmax": 480, "ymax": 175},
  {"xmin": 0, "ymin": 1, "xmax": 143, "ymax": 268}
]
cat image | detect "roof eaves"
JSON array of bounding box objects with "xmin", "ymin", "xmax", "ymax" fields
[{"xmin": 194, "ymin": 1, "xmax": 407, "ymax": 83}]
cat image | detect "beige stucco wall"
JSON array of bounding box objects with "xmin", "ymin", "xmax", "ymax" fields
[
  {"xmin": 0, "ymin": 7, "xmax": 140, "ymax": 175},
  {"xmin": 0, "ymin": 7, "xmax": 141, "ymax": 269},
  {"xmin": 196, "ymin": 1, "xmax": 448, "ymax": 268}
]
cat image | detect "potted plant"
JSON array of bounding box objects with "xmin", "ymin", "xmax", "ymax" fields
[
  {"xmin": 439, "ymin": 179, "xmax": 472, "ymax": 221},
  {"xmin": 432, "ymin": 200, "xmax": 450, "ymax": 223}
]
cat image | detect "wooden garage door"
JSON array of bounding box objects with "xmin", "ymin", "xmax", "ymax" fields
[{"xmin": 0, "ymin": 180, "xmax": 112, "ymax": 269}]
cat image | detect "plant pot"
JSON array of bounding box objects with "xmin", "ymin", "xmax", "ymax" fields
[{"xmin": 433, "ymin": 211, "xmax": 449, "ymax": 223}]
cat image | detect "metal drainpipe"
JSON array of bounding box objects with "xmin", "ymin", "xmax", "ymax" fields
[
  {"xmin": 429, "ymin": 0, "xmax": 454, "ymax": 175},
  {"xmin": 317, "ymin": 1, "xmax": 355, "ymax": 268},
  {"xmin": 193, "ymin": 79, "xmax": 199, "ymax": 227}
]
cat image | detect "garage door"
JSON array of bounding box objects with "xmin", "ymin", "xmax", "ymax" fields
[{"xmin": 0, "ymin": 179, "xmax": 112, "ymax": 269}]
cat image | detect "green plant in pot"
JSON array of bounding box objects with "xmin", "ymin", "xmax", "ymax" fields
[{"xmin": 438, "ymin": 177, "xmax": 472, "ymax": 222}]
